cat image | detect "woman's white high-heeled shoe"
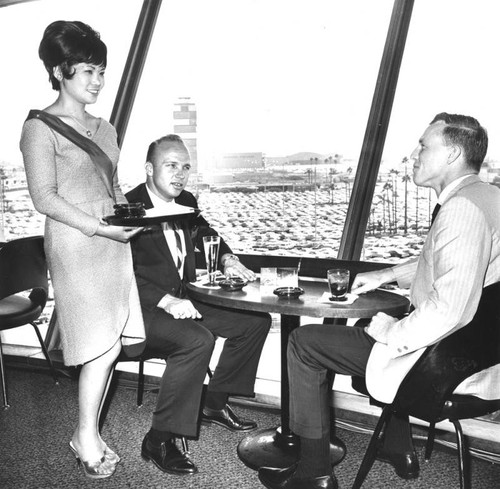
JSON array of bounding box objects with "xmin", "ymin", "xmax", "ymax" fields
[{"xmin": 69, "ymin": 441, "xmax": 116, "ymax": 479}]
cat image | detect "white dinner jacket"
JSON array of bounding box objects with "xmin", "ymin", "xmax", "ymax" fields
[{"xmin": 366, "ymin": 175, "xmax": 500, "ymax": 403}]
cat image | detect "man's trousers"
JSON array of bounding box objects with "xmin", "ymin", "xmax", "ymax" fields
[
  {"xmin": 143, "ymin": 299, "xmax": 271, "ymax": 437},
  {"xmin": 288, "ymin": 322, "xmax": 375, "ymax": 439}
]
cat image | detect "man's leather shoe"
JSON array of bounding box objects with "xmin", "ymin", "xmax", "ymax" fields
[
  {"xmin": 330, "ymin": 435, "xmax": 347, "ymax": 466},
  {"xmin": 202, "ymin": 404, "xmax": 257, "ymax": 432},
  {"xmin": 376, "ymin": 442, "xmax": 420, "ymax": 479},
  {"xmin": 141, "ymin": 434, "xmax": 198, "ymax": 475},
  {"xmin": 258, "ymin": 465, "xmax": 338, "ymax": 489}
]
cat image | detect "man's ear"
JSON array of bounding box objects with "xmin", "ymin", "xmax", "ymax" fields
[
  {"xmin": 447, "ymin": 144, "xmax": 462, "ymax": 165},
  {"xmin": 145, "ymin": 161, "xmax": 153, "ymax": 176}
]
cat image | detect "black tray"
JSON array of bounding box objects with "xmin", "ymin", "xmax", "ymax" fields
[{"xmin": 103, "ymin": 211, "xmax": 197, "ymax": 226}]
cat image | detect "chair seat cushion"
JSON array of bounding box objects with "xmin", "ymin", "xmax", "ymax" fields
[
  {"xmin": 0, "ymin": 294, "xmax": 43, "ymax": 330},
  {"xmin": 440, "ymin": 394, "xmax": 500, "ymax": 421}
]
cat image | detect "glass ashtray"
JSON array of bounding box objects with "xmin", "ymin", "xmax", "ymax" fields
[
  {"xmin": 219, "ymin": 277, "xmax": 248, "ymax": 291},
  {"xmin": 273, "ymin": 286, "xmax": 304, "ymax": 299}
]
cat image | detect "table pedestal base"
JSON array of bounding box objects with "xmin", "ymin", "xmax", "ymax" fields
[{"xmin": 237, "ymin": 427, "xmax": 346, "ymax": 471}]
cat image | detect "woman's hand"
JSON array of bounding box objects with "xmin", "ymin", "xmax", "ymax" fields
[{"xmin": 95, "ymin": 221, "xmax": 143, "ymax": 243}]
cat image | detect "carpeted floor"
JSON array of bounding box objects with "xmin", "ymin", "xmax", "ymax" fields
[{"xmin": 1, "ymin": 368, "xmax": 499, "ymax": 489}]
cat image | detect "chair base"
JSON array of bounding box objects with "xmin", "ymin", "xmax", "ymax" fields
[{"xmin": 0, "ymin": 321, "xmax": 59, "ymax": 409}]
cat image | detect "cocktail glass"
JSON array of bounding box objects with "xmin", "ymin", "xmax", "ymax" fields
[{"xmin": 203, "ymin": 236, "xmax": 221, "ymax": 286}]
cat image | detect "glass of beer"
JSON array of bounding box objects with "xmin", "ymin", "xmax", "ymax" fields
[
  {"xmin": 203, "ymin": 236, "xmax": 221, "ymax": 286},
  {"xmin": 277, "ymin": 267, "xmax": 299, "ymax": 288},
  {"xmin": 327, "ymin": 268, "xmax": 350, "ymax": 301}
]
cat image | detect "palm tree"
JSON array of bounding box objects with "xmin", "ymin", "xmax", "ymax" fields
[
  {"xmin": 402, "ymin": 173, "xmax": 412, "ymax": 234},
  {"xmin": 367, "ymin": 207, "xmax": 375, "ymax": 235},
  {"xmin": 329, "ymin": 182, "xmax": 336, "ymax": 205},
  {"xmin": 328, "ymin": 168, "xmax": 337, "ymax": 204},
  {"xmin": 305, "ymin": 168, "xmax": 313, "ymax": 186},
  {"xmin": 401, "ymin": 157, "xmax": 411, "ymax": 234},
  {"xmin": 374, "ymin": 192, "xmax": 387, "ymax": 234},
  {"xmin": 383, "ymin": 181, "xmax": 393, "ymax": 232},
  {"xmin": 390, "ymin": 168, "xmax": 399, "ymax": 232},
  {"xmin": 346, "ymin": 167, "xmax": 353, "ymax": 203}
]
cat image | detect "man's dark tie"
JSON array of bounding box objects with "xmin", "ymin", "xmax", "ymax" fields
[
  {"xmin": 173, "ymin": 224, "xmax": 184, "ymax": 271},
  {"xmin": 431, "ymin": 204, "xmax": 441, "ymax": 226}
]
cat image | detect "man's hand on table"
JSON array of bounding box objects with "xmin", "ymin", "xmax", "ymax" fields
[
  {"xmin": 221, "ymin": 254, "xmax": 256, "ymax": 282},
  {"xmin": 160, "ymin": 296, "xmax": 202, "ymax": 320},
  {"xmin": 351, "ymin": 268, "xmax": 397, "ymax": 295}
]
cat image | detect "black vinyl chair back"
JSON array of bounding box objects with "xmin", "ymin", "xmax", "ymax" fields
[
  {"xmin": 393, "ymin": 281, "xmax": 500, "ymax": 422},
  {"xmin": 352, "ymin": 281, "xmax": 500, "ymax": 489},
  {"xmin": 0, "ymin": 236, "xmax": 58, "ymax": 408},
  {"xmin": 0, "ymin": 236, "xmax": 48, "ymax": 311}
]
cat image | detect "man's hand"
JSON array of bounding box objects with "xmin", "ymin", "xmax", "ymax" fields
[
  {"xmin": 162, "ymin": 297, "xmax": 202, "ymax": 320},
  {"xmin": 351, "ymin": 268, "xmax": 396, "ymax": 295},
  {"xmin": 364, "ymin": 312, "xmax": 398, "ymax": 344},
  {"xmin": 222, "ymin": 255, "xmax": 256, "ymax": 282}
]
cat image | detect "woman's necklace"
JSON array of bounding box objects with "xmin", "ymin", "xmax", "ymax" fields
[{"xmin": 69, "ymin": 115, "xmax": 93, "ymax": 138}]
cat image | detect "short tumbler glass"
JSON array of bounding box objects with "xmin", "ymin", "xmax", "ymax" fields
[{"xmin": 327, "ymin": 268, "xmax": 350, "ymax": 301}]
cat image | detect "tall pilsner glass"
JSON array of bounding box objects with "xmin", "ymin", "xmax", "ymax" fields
[{"xmin": 203, "ymin": 236, "xmax": 221, "ymax": 285}]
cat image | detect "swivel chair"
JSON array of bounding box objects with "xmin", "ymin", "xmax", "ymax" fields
[
  {"xmin": 0, "ymin": 236, "xmax": 59, "ymax": 409},
  {"xmin": 352, "ymin": 281, "xmax": 500, "ymax": 489}
]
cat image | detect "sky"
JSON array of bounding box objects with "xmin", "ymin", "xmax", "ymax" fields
[{"xmin": 1, "ymin": 0, "xmax": 500, "ymax": 182}]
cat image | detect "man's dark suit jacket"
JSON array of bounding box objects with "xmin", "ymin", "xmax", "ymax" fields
[{"xmin": 126, "ymin": 183, "xmax": 232, "ymax": 328}]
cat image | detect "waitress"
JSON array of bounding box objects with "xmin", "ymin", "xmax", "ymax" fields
[{"xmin": 20, "ymin": 20, "xmax": 145, "ymax": 480}]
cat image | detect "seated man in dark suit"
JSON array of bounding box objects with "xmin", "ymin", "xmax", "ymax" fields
[{"xmin": 127, "ymin": 134, "xmax": 271, "ymax": 476}]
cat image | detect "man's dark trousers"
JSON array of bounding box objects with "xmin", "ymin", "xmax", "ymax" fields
[
  {"xmin": 288, "ymin": 323, "xmax": 375, "ymax": 438},
  {"xmin": 144, "ymin": 299, "xmax": 271, "ymax": 437}
]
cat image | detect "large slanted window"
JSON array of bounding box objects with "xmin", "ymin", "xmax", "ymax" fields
[
  {"xmin": 118, "ymin": 0, "xmax": 394, "ymax": 260},
  {"xmin": 364, "ymin": 0, "xmax": 500, "ymax": 263}
]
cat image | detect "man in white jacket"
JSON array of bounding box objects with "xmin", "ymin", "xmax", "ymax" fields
[{"xmin": 258, "ymin": 113, "xmax": 500, "ymax": 489}]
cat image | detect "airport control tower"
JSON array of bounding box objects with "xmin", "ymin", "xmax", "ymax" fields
[{"xmin": 173, "ymin": 97, "xmax": 198, "ymax": 174}]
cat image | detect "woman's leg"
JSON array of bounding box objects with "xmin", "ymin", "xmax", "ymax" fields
[
  {"xmin": 96, "ymin": 363, "xmax": 119, "ymax": 459},
  {"xmin": 72, "ymin": 340, "xmax": 122, "ymax": 462}
]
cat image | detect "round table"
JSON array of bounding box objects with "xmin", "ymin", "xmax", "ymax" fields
[{"xmin": 187, "ymin": 278, "xmax": 410, "ymax": 470}]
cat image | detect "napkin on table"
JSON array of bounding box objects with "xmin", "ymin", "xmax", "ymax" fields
[{"xmin": 318, "ymin": 292, "xmax": 359, "ymax": 304}]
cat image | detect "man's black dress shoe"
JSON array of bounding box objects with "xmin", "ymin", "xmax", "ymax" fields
[
  {"xmin": 258, "ymin": 465, "xmax": 338, "ymax": 489},
  {"xmin": 330, "ymin": 435, "xmax": 347, "ymax": 466},
  {"xmin": 141, "ymin": 434, "xmax": 198, "ymax": 475},
  {"xmin": 202, "ymin": 404, "xmax": 257, "ymax": 432},
  {"xmin": 376, "ymin": 443, "xmax": 420, "ymax": 479}
]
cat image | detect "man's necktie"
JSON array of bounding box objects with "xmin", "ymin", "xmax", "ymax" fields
[
  {"xmin": 431, "ymin": 203, "xmax": 441, "ymax": 226},
  {"xmin": 173, "ymin": 223, "xmax": 184, "ymax": 271}
]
